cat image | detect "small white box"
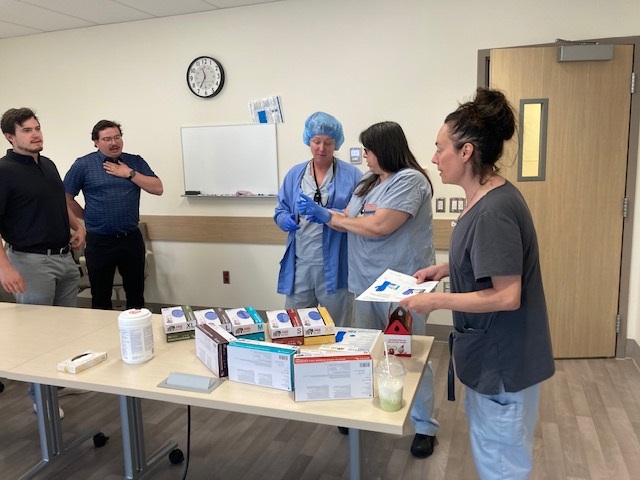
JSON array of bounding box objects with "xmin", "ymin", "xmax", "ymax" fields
[
  {"xmin": 227, "ymin": 339, "xmax": 298, "ymax": 391},
  {"xmin": 57, "ymin": 351, "xmax": 108, "ymax": 374},
  {"xmin": 195, "ymin": 323, "xmax": 236, "ymax": 377},
  {"xmin": 293, "ymin": 351, "xmax": 373, "ymax": 401},
  {"xmin": 161, "ymin": 305, "xmax": 197, "ymax": 334}
]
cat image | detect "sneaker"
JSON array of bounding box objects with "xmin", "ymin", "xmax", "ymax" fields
[
  {"xmin": 57, "ymin": 387, "xmax": 89, "ymax": 397},
  {"xmin": 410, "ymin": 434, "xmax": 435, "ymax": 458},
  {"xmin": 33, "ymin": 403, "xmax": 64, "ymax": 419},
  {"xmin": 337, "ymin": 426, "xmax": 349, "ymax": 435}
]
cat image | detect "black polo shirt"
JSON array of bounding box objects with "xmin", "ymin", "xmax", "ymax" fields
[{"xmin": 0, "ymin": 149, "xmax": 71, "ymax": 250}]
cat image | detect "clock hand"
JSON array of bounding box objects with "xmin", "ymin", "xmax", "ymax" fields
[{"xmin": 200, "ymin": 69, "xmax": 207, "ymax": 88}]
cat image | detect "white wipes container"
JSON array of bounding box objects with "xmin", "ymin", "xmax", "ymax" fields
[{"xmin": 118, "ymin": 308, "xmax": 154, "ymax": 364}]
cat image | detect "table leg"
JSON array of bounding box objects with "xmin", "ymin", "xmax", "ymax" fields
[
  {"xmin": 348, "ymin": 428, "xmax": 363, "ymax": 480},
  {"xmin": 119, "ymin": 395, "xmax": 178, "ymax": 479},
  {"xmin": 20, "ymin": 384, "xmax": 100, "ymax": 480}
]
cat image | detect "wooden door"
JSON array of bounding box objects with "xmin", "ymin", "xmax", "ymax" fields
[{"xmin": 490, "ymin": 45, "xmax": 633, "ymax": 358}]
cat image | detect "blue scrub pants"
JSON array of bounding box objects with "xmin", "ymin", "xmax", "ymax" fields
[
  {"xmin": 8, "ymin": 249, "xmax": 80, "ymax": 401},
  {"xmin": 465, "ymin": 382, "xmax": 541, "ymax": 480},
  {"xmin": 354, "ymin": 300, "xmax": 440, "ymax": 437},
  {"xmin": 286, "ymin": 264, "xmax": 353, "ymax": 327}
]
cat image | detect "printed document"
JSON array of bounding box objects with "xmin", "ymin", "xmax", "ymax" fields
[{"xmin": 356, "ymin": 269, "xmax": 438, "ymax": 302}]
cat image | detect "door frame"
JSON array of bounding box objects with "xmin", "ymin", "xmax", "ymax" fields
[{"xmin": 478, "ymin": 36, "xmax": 640, "ymax": 359}]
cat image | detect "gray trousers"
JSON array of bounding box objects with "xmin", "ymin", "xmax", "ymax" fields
[{"xmin": 7, "ymin": 250, "xmax": 80, "ymax": 400}]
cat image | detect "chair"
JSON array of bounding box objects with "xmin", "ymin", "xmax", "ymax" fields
[{"xmin": 76, "ymin": 223, "xmax": 153, "ymax": 307}]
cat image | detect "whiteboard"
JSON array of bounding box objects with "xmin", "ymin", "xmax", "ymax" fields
[{"xmin": 181, "ymin": 123, "xmax": 278, "ymax": 196}]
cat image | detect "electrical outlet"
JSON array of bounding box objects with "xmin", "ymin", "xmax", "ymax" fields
[
  {"xmin": 435, "ymin": 197, "xmax": 446, "ymax": 213},
  {"xmin": 223, "ymin": 271, "xmax": 230, "ymax": 284},
  {"xmin": 449, "ymin": 197, "xmax": 466, "ymax": 213},
  {"xmin": 443, "ymin": 281, "xmax": 450, "ymax": 293}
]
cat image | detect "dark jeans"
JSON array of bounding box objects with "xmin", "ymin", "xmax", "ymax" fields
[{"xmin": 86, "ymin": 228, "xmax": 145, "ymax": 310}]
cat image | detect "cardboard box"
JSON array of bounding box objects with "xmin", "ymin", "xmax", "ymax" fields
[
  {"xmin": 320, "ymin": 327, "xmax": 383, "ymax": 356},
  {"xmin": 195, "ymin": 323, "xmax": 236, "ymax": 377},
  {"xmin": 225, "ymin": 307, "xmax": 265, "ymax": 340},
  {"xmin": 384, "ymin": 306, "xmax": 412, "ymax": 357},
  {"xmin": 293, "ymin": 351, "xmax": 373, "ymax": 401},
  {"xmin": 266, "ymin": 309, "xmax": 304, "ymax": 346},
  {"xmin": 57, "ymin": 351, "xmax": 108, "ymax": 374},
  {"xmin": 299, "ymin": 307, "xmax": 335, "ymax": 345},
  {"xmin": 194, "ymin": 308, "xmax": 233, "ymax": 333},
  {"xmin": 161, "ymin": 305, "xmax": 197, "ymax": 341},
  {"xmin": 227, "ymin": 339, "xmax": 298, "ymax": 391}
]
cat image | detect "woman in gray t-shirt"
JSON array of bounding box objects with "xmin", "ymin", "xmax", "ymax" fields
[{"xmin": 401, "ymin": 88, "xmax": 555, "ymax": 480}]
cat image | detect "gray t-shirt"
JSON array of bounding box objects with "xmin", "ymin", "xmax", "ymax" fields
[{"xmin": 449, "ymin": 181, "xmax": 555, "ymax": 394}]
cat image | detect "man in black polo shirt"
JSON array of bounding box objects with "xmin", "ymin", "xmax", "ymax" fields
[{"xmin": 0, "ymin": 107, "xmax": 85, "ymax": 417}]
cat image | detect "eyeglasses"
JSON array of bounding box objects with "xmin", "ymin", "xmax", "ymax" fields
[{"xmin": 100, "ymin": 135, "xmax": 122, "ymax": 143}]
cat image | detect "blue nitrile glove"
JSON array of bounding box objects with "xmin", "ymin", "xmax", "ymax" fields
[
  {"xmin": 305, "ymin": 214, "xmax": 325, "ymax": 224},
  {"xmin": 281, "ymin": 214, "xmax": 300, "ymax": 232},
  {"xmin": 296, "ymin": 193, "xmax": 331, "ymax": 224}
]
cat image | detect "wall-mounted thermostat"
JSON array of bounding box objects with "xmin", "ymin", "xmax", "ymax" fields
[{"xmin": 349, "ymin": 147, "xmax": 362, "ymax": 164}]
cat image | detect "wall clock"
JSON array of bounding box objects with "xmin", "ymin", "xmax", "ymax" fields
[{"xmin": 186, "ymin": 56, "xmax": 225, "ymax": 98}]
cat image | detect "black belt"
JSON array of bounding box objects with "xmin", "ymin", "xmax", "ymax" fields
[
  {"xmin": 11, "ymin": 245, "xmax": 71, "ymax": 255},
  {"xmin": 88, "ymin": 227, "xmax": 139, "ymax": 239}
]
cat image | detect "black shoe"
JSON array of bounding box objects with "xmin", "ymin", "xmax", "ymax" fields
[
  {"xmin": 410, "ymin": 434, "xmax": 435, "ymax": 458},
  {"xmin": 337, "ymin": 426, "xmax": 349, "ymax": 435}
]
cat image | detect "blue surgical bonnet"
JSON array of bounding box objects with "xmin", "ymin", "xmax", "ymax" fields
[{"xmin": 303, "ymin": 112, "xmax": 344, "ymax": 150}]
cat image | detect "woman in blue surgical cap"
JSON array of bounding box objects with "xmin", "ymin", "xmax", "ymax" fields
[
  {"xmin": 274, "ymin": 112, "xmax": 362, "ymax": 327},
  {"xmin": 296, "ymin": 120, "xmax": 440, "ymax": 458}
]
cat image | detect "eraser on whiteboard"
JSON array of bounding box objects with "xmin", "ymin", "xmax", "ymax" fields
[{"xmin": 57, "ymin": 351, "xmax": 107, "ymax": 374}]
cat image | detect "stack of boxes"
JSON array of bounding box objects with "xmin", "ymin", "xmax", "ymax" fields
[{"xmin": 164, "ymin": 304, "xmax": 394, "ymax": 405}]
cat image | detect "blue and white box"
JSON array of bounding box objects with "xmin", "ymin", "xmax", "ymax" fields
[
  {"xmin": 225, "ymin": 307, "xmax": 265, "ymax": 340},
  {"xmin": 227, "ymin": 339, "xmax": 298, "ymax": 391},
  {"xmin": 194, "ymin": 308, "xmax": 233, "ymax": 333},
  {"xmin": 161, "ymin": 305, "xmax": 197, "ymax": 334}
]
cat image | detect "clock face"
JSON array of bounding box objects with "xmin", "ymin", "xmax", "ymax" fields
[{"xmin": 187, "ymin": 56, "xmax": 225, "ymax": 98}]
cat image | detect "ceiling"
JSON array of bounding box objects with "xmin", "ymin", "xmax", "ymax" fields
[{"xmin": 0, "ymin": 0, "xmax": 280, "ymax": 39}]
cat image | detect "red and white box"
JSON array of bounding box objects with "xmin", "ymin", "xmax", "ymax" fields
[
  {"xmin": 383, "ymin": 306, "xmax": 412, "ymax": 357},
  {"xmin": 266, "ymin": 309, "xmax": 304, "ymax": 346},
  {"xmin": 293, "ymin": 350, "xmax": 373, "ymax": 401}
]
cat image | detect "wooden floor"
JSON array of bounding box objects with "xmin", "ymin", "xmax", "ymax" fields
[{"xmin": 2, "ymin": 341, "xmax": 640, "ymax": 479}]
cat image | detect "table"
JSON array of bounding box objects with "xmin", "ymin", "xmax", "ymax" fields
[{"xmin": 0, "ymin": 303, "xmax": 434, "ymax": 479}]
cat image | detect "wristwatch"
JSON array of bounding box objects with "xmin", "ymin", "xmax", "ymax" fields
[{"xmin": 128, "ymin": 169, "xmax": 137, "ymax": 180}]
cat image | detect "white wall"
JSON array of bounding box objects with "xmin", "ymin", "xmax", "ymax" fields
[{"xmin": 1, "ymin": 0, "xmax": 639, "ymax": 339}]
